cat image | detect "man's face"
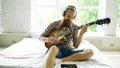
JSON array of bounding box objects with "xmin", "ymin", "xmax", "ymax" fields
[{"xmin": 64, "ymin": 9, "xmax": 76, "ymax": 20}]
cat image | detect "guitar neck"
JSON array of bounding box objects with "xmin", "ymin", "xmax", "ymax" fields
[{"xmin": 60, "ymin": 21, "xmax": 95, "ymax": 36}]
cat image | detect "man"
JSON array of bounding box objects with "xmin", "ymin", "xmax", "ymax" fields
[{"xmin": 39, "ymin": 5, "xmax": 93, "ymax": 68}]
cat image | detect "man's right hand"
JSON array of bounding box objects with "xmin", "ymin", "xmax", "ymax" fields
[{"xmin": 49, "ymin": 37, "xmax": 61, "ymax": 45}]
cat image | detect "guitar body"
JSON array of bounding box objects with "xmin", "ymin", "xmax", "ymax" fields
[{"xmin": 45, "ymin": 28, "xmax": 66, "ymax": 48}]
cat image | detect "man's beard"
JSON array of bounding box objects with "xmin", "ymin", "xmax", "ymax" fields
[{"xmin": 60, "ymin": 19, "xmax": 72, "ymax": 29}]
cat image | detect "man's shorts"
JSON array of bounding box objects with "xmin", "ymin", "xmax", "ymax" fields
[
  {"xmin": 56, "ymin": 48, "xmax": 84, "ymax": 58},
  {"xmin": 45, "ymin": 45, "xmax": 84, "ymax": 58}
]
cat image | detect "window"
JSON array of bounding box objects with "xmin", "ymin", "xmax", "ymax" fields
[
  {"xmin": 77, "ymin": 0, "xmax": 99, "ymax": 32},
  {"xmin": 117, "ymin": 0, "xmax": 120, "ymax": 33},
  {"xmin": 31, "ymin": 0, "xmax": 99, "ymax": 32}
]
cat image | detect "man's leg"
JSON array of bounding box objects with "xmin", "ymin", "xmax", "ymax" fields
[
  {"xmin": 45, "ymin": 46, "xmax": 59, "ymax": 68},
  {"xmin": 61, "ymin": 49, "xmax": 93, "ymax": 62}
]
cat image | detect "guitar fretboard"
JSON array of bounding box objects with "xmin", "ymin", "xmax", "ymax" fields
[{"xmin": 60, "ymin": 21, "xmax": 95, "ymax": 36}]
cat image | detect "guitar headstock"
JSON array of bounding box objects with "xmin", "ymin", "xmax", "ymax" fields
[{"xmin": 96, "ymin": 18, "xmax": 111, "ymax": 25}]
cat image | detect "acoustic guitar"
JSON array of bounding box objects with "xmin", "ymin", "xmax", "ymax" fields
[{"xmin": 45, "ymin": 18, "xmax": 111, "ymax": 48}]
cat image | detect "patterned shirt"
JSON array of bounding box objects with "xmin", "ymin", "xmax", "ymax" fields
[{"xmin": 41, "ymin": 20, "xmax": 78, "ymax": 48}]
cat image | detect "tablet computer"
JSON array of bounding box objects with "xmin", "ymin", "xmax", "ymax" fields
[{"xmin": 61, "ymin": 64, "xmax": 77, "ymax": 68}]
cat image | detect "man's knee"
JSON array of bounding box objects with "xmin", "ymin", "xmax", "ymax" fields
[
  {"xmin": 86, "ymin": 49, "xmax": 94, "ymax": 58},
  {"xmin": 50, "ymin": 46, "xmax": 59, "ymax": 55}
]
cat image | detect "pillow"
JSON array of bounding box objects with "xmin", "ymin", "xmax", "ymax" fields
[
  {"xmin": 30, "ymin": 26, "xmax": 46, "ymax": 39},
  {"xmin": 30, "ymin": 31, "xmax": 42, "ymax": 39}
]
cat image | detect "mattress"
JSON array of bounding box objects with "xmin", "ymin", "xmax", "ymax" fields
[{"xmin": 0, "ymin": 38, "xmax": 112, "ymax": 68}]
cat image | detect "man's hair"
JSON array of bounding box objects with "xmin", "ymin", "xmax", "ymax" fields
[{"xmin": 62, "ymin": 5, "xmax": 77, "ymax": 19}]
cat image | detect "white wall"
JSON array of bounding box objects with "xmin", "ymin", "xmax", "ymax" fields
[
  {"xmin": 0, "ymin": 0, "xmax": 1, "ymax": 32},
  {"xmin": 0, "ymin": 33, "xmax": 30, "ymax": 47},
  {"xmin": 1, "ymin": 0, "xmax": 31, "ymax": 33},
  {"xmin": 0, "ymin": 0, "xmax": 31, "ymax": 47},
  {"xmin": 84, "ymin": 36, "xmax": 120, "ymax": 51}
]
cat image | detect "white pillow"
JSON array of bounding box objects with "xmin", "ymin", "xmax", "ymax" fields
[
  {"xmin": 30, "ymin": 31, "xmax": 42, "ymax": 39},
  {"xmin": 30, "ymin": 26, "xmax": 46, "ymax": 39}
]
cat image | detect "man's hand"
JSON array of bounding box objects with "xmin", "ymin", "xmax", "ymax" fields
[
  {"xmin": 80, "ymin": 25, "xmax": 88, "ymax": 35},
  {"xmin": 49, "ymin": 37, "xmax": 61, "ymax": 45}
]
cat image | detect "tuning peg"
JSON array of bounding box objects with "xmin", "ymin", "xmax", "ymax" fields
[{"xmin": 107, "ymin": 23, "xmax": 109, "ymax": 25}]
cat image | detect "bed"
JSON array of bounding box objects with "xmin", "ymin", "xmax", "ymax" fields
[{"xmin": 0, "ymin": 38, "xmax": 112, "ymax": 68}]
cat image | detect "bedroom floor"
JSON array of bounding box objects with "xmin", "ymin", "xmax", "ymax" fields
[{"xmin": 0, "ymin": 48, "xmax": 120, "ymax": 68}]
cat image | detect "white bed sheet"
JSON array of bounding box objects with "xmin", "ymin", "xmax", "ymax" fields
[{"xmin": 0, "ymin": 38, "xmax": 112, "ymax": 68}]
